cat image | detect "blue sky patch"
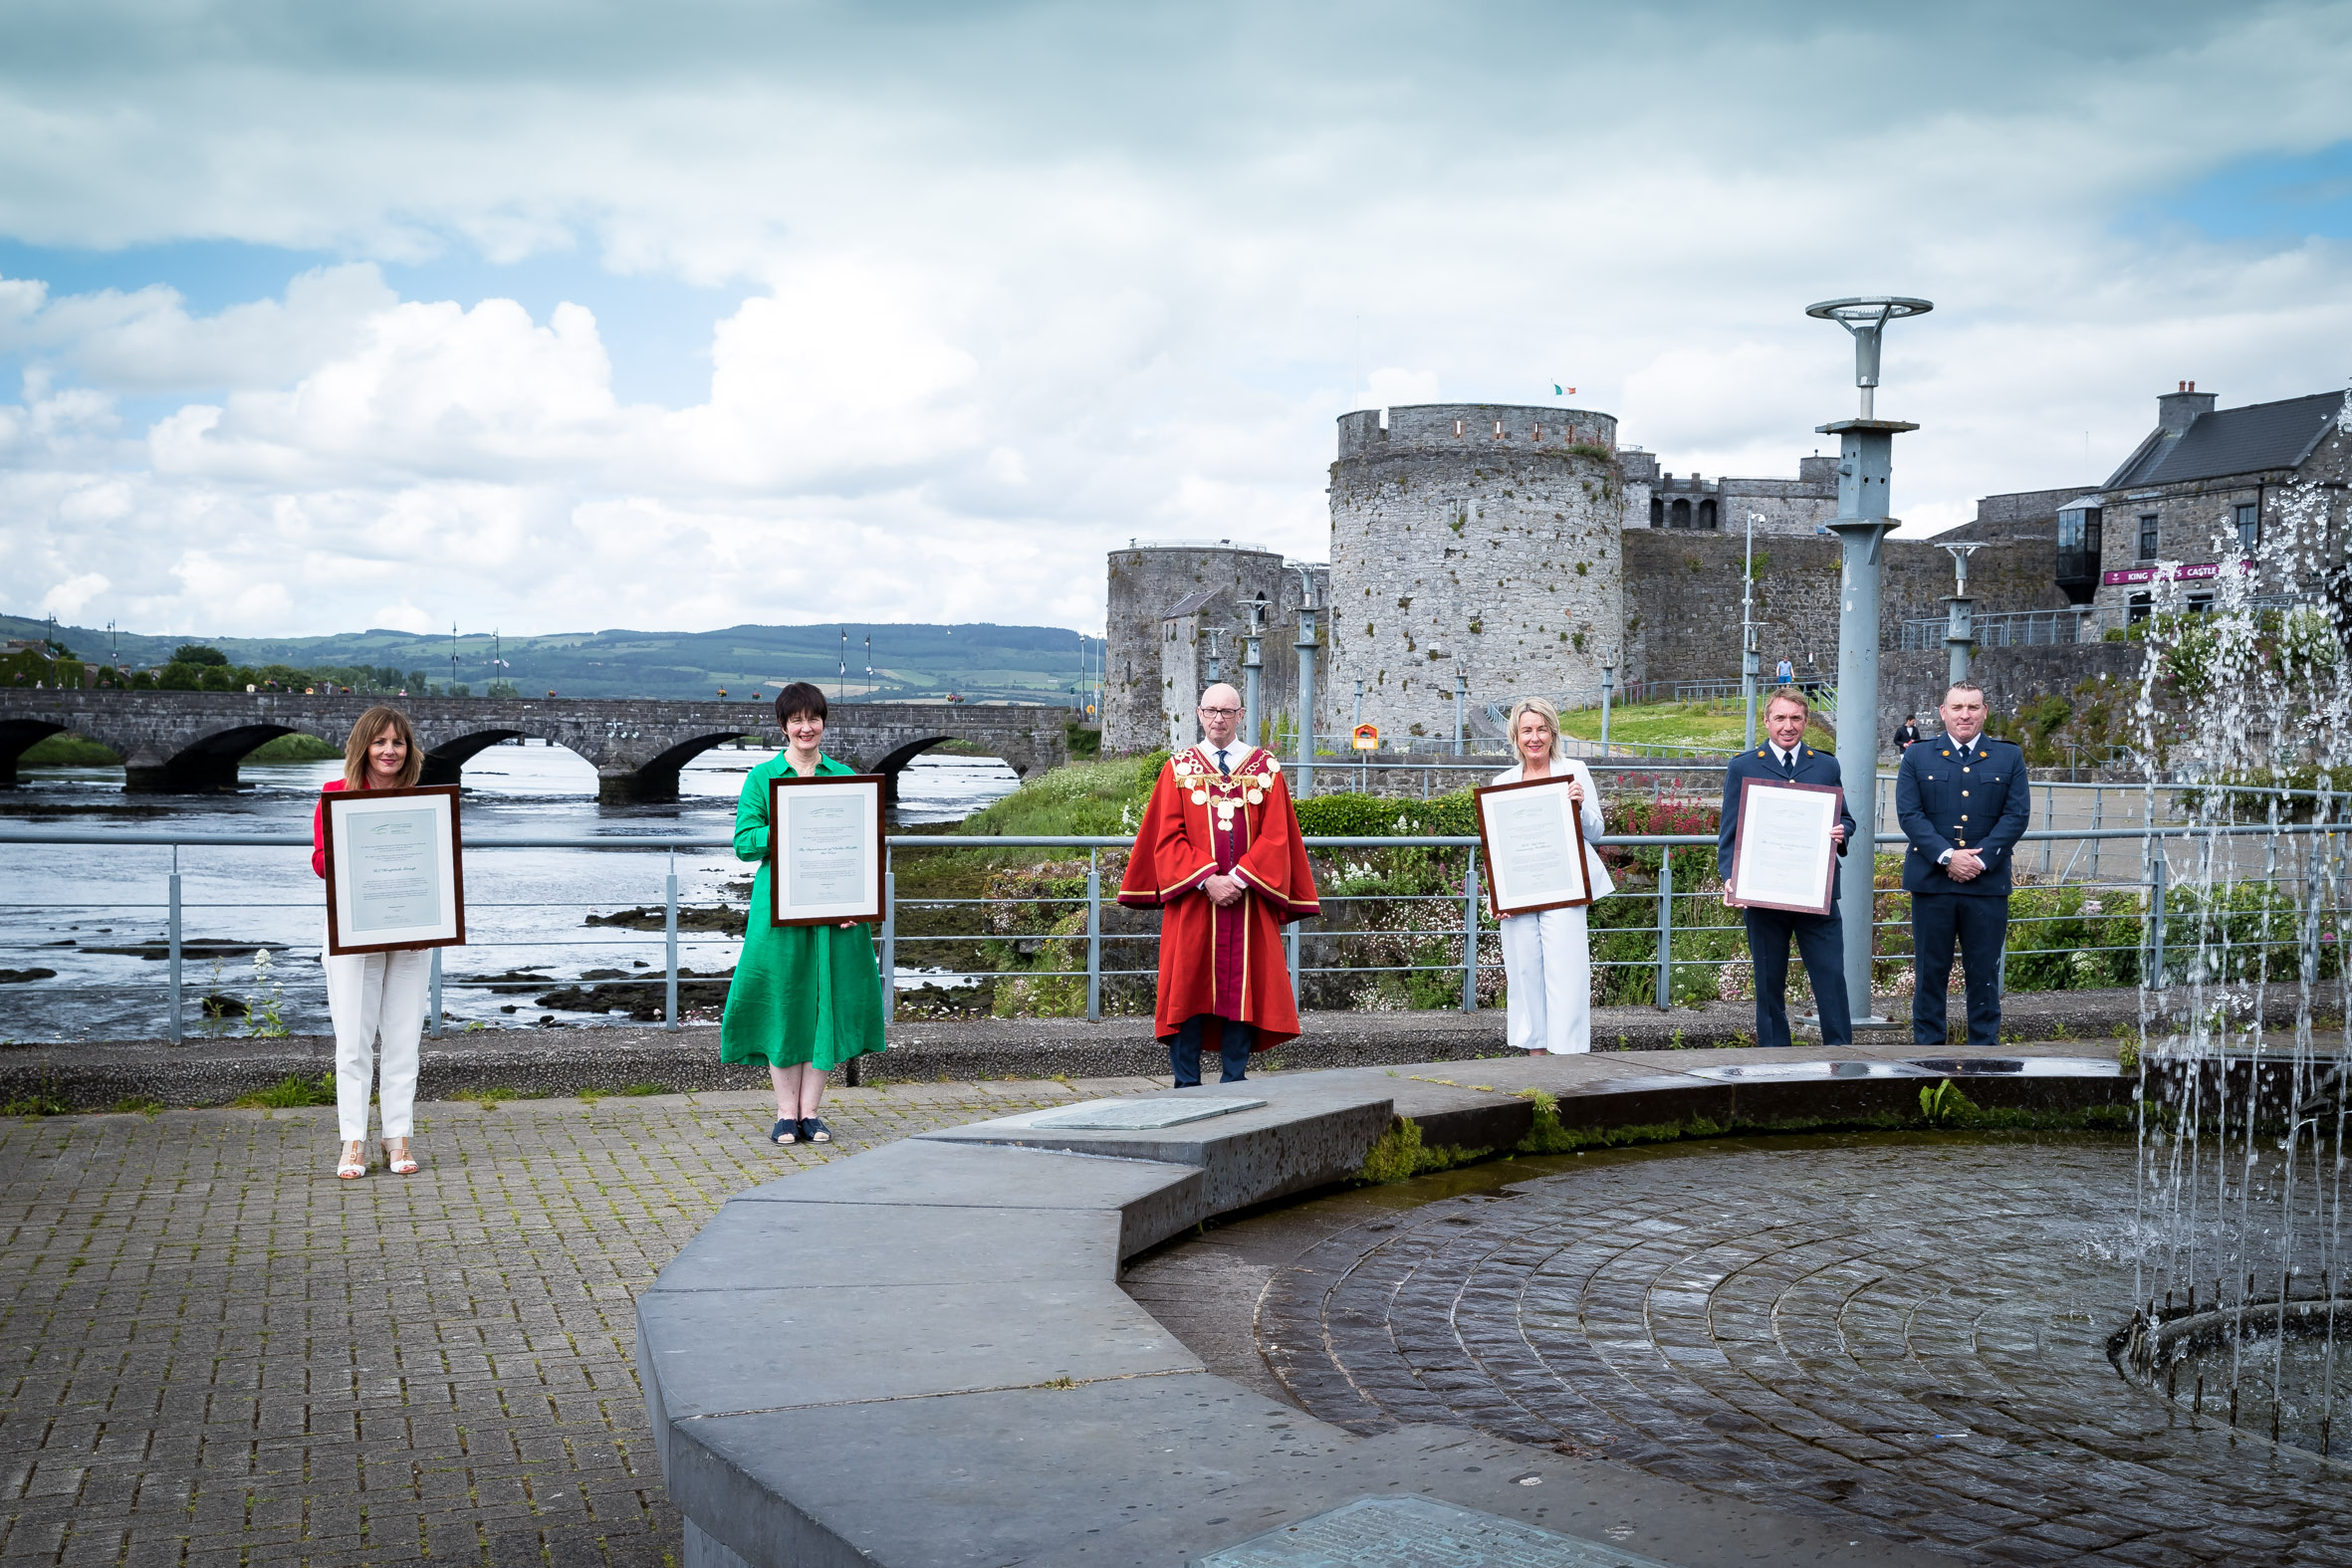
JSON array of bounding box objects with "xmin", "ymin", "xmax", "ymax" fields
[{"xmin": 2144, "ymin": 141, "xmax": 2352, "ymax": 240}]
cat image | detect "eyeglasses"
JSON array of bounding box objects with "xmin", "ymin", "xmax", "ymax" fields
[{"xmin": 1198, "ymin": 706, "xmax": 1242, "ymax": 716}]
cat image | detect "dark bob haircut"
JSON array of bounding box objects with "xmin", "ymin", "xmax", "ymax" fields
[{"xmin": 775, "ymin": 681, "xmax": 828, "ymax": 727}]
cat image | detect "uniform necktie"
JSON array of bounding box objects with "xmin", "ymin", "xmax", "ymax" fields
[
  {"xmin": 1215, "ymin": 748, "xmax": 1230, "ymax": 777},
  {"xmin": 1780, "ymin": 749, "xmax": 1796, "ymax": 779}
]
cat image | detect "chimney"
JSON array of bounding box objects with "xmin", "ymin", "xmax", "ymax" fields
[{"xmin": 2158, "ymin": 381, "xmax": 2217, "ymax": 435}]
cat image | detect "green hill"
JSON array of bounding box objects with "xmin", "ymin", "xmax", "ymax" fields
[{"xmin": 2, "ymin": 613, "xmax": 1093, "ymax": 706}]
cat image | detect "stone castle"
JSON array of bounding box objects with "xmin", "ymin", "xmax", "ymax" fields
[{"xmin": 1101, "ymin": 399, "xmax": 2145, "ymax": 754}]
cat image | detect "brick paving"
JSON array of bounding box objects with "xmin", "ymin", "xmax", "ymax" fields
[
  {"xmin": 1202, "ymin": 1135, "xmax": 2352, "ymax": 1567},
  {"xmin": 0, "ymin": 1076, "xmax": 1156, "ymax": 1567}
]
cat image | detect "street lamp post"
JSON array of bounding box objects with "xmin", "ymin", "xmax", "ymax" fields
[
  {"xmin": 1808, "ymin": 294, "xmax": 1934, "ymax": 1027},
  {"xmin": 1289, "ymin": 568, "xmax": 1319, "ymax": 798},
  {"xmin": 1242, "ymin": 594, "xmax": 1267, "ymax": 750},
  {"xmin": 1743, "ymin": 514, "xmax": 1763, "ymax": 750},
  {"xmin": 1940, "ymin": 543, "xmax": 1982, "ymax": 688}
]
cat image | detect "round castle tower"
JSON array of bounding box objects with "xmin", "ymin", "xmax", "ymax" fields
[{"xmin": 1325, "ymin": 403, "xmax": 1633, "ymax": 746}]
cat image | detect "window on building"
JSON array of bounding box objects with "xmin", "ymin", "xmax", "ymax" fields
[
  {"xmin": 2056, "ymin": 506, "xmax": 2103, "ymax": 583},
  {"xmin": 2187, "ymin": 593, "xmax": 2214, "ymax": 615},
  {"xmin": 1698, "ymin": 500, "xmax": 1718, "ymax": 530},
  {"xmin": 1649, "ymin": 497, "xmax": 1664, "ymax": 528},
  {"xmin": 2128, "ymin": 592, "xmax": 2154, "ymax": 623},
  {"xmin": 2235, "ymin": 503, "xmax": 2259, "ymax": 557},
  {"xmin": 1670, "ymin": 498, "xmax": 1691, "ymax": 529},
  {"xmin": 2138, "ymin": 514, "xmax": 2160, "ymax": 560}
]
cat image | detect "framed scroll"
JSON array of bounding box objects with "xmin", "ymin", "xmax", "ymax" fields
[
  {"xmin": 1726, "ymin": 779, "xmax": 1842, "ymax": 917},
  {"xmin": 322, "ymin": 784, "xmax": 466, "ymax": 955},
  {"xmin": 769, "ymin": 774, "xmax": 886, "ymax": 928},
  {"xmin": 1473, "ymin": 775, "xmax": 1595, "ymax": 919}
]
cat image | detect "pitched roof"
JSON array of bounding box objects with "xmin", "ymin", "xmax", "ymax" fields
[
  {"xmin": 2105, "ymin": 390, "xmax": 2346, "ymax": 490},
  {"xmin": 1162, "ymin": 589, "xmax": 1223, "ymax": 618}
]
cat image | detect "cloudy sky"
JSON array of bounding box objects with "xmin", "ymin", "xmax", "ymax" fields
[{"xmin": 3, "ymin": 0, "xmax": 2351, "ymax": 640}]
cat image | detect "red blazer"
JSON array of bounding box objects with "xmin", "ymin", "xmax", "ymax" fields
[{"xmin": 312, "ymin": 778, "xmax": 355, "ymax": 878}]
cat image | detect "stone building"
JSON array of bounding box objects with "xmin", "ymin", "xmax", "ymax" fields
[
  {"xmin": 1623, "ymin": 449, "xmax": 1841, "ymax": 537},
  {"xmin": 1100, "ymin": 543, "xmax": 1326, "ymax": 754},
  {"xmin": 2079, "ymin": 383, "xmax": 2352, "ymax": 624},
  {"xmin": 1323, "ymin": 403, "xmax": 1630, "ymax": 745}
]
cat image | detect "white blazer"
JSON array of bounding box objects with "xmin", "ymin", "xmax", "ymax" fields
[{"xmin": 1490, "ymin": 757, "xmax": 1616, "ymax": 900}]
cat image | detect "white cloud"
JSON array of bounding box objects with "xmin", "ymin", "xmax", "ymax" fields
[{"xmin": 4, "ymin": 2, "xmax": 2352, "ymax": 637}]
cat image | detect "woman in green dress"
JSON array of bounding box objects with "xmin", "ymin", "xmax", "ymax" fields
[{"xmin": 721, "ymin": 681, "xmax": 886, "ymax": 1145}]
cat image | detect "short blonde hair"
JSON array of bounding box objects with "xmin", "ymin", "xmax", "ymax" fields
[
  {"xmin": 343, "ymin": 705, "xmax": 423, "ymax": 789},
  {"xmin": 1764, "ymin": 689, "xmax": 1810, "ymax": 718},
  {"xmin": 1506, "ymin": 698, "xmax": 1562, "ymax": 759}
]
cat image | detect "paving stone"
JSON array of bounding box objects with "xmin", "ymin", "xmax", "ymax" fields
[
  {"xmin": 1158, "ymin": 1133, "xmax": 2352, "ymax": 1568},
  {"xmin": 0, "ymin": 1078, "xmax": 1102, "ymax": 1566}
]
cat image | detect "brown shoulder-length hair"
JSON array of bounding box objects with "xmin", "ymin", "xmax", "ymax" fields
[{"xmin": 343, "ymin": 706, "xmax": 423, "ymax": 789}]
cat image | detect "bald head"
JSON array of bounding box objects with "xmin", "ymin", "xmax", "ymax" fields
[{"xmin": 1197, "ymin": 684, "xmax": 1243, "ymax": 748}]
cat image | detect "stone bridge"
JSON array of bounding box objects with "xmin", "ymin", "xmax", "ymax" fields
[{"xmin": 0, "ymin": 691, "xmax": 1074, "ymax": 803}]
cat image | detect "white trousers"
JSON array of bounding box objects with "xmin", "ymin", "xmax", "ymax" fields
[
  {"xmin": 323, "ymin": 936, "xmax": 430, "ymax": 1141},
  {"xmin": 1500, "ymin": 906, "xmax": 1591, "ymax": 1054}
]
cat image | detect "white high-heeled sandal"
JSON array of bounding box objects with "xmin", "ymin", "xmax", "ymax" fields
[
  {"xmin": 383, "ymin": 1138, "xmax": 419, "ymax": 1176},
  {"xmin": 337, "ymin": 1140, "xmax": 367, "ymax": 1180}
]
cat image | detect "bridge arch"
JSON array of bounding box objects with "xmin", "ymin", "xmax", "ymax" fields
[
  {"xmin": 600, "ymin": 729, "xmax": 754, "ymax": 805},
  {"xmin": 0, "ymin": 718, "xmax": 68, "ymax": 786}
]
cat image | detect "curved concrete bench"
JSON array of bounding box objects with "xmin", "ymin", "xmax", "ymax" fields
[{"xmin": 638, "ymin": 1055, "xmax": 2125, "ymax": 1567}]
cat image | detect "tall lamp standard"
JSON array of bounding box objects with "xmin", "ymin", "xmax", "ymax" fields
[
  {"xmin": 1242, "ymin": 594, "xmax": 1268, "ymax": 750},
  {"xmin": 1808, "ymin": 294, "xmax": 1934, "ymax": 1027},
  {"xmin": 1940, "ymin": 543, "xmax": 1982, "ymax": 688},
  {"xmin": 1288, "ymin": 565, "xmax": 1319, "ymax": 798},
  {"xmin": 1743, "ymin": 513, "xmax": 1764, "ymax": 750}
]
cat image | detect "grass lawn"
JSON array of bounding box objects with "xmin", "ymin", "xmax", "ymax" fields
[{"xmin": 1556, "ymin": 698, "xmax": 1834, "ymax": 754}]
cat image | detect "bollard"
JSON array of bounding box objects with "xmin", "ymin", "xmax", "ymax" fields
[
  {"xmin": 1086, "ymin": 849, "xmax": 1101, "ymax": 1022},
  {"xmin": 664, "ymin": 851, "xmax": 679, "ymax": 1031},
  {"xmin": 1462, "ymin": 850, "xmax": 1480, "ymax": 1012},
  {"xmin": 429, "ymin": 948, "xmax": 443, "ymax": 1038},
  {"xmin": 1655, "ymin": 846, "xmax": 1674, "ymax": 1010},
  {"xmin": 879, "ymin": 852, "xmax": 897, "ymax": 1023},
  {"xmin": 167, "ymin": 848, "xmax": 183, "ymax": 1044}
]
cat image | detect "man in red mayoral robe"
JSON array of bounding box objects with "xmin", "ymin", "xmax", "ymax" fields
[{"xmin": 1119, "ymin": 682, "xmax": 1320, "ymax": 1085}]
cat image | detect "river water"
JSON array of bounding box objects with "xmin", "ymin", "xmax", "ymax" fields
[{"xmin": 0, "ymin": 743, "xmax": 1018, "ymax": 1042}]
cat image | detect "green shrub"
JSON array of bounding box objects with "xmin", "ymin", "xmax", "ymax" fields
[
  {"xmin": 3, "ymin": 1076, "xmax": 73, "ymax": 1116},
  {"xmin": 232, "ymin": 1074, "xmax": 336, "ymax": 1109}
]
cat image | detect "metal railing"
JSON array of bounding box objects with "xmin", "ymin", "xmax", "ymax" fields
[
  {"xmin": 1899, "ymin": 607, "xmax": 2098, "ymax": 650},
  {"xmin": 6, "ymin": 810, "xmax": 2345, "ymax": 1046}
]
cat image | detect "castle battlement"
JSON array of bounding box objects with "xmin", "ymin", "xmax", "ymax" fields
[{"xmin": 1335, "ymin": 403, "xmax": 1619, "ymax": 461}]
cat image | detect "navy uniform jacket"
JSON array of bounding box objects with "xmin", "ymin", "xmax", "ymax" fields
[
  {"xmin": 1717, "ymin": 745, "xmax": 1858, "ymax": 887},
  {"xmin": 1895, "ymin": 735, "xmax": 2031, "ymax": 896}
]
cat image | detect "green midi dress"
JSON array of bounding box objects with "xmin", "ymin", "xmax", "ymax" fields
[{"xmin": 718, "ymin": 752, "xmax": 887, "ymax": 1071}]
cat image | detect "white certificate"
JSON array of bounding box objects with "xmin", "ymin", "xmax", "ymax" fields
[
  {"xmin": 323, "ymin": 784, "xmax": 466, "ymax": 955},
  {"xmin": 1728, "ymin": 779, "xmax": 1842, "ymax": 917},
  {"xmin": 770, "ymin": 775, "xmax": 885, "ymax": 927},
  {"xmin": 1474, "ymin": 776, "xmax": 1594, "ymax": 918}
]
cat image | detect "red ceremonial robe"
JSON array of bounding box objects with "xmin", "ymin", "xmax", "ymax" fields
[{"xmin": 1117, "ymin": 744, "xmax": 1320, "ymax": 1052}]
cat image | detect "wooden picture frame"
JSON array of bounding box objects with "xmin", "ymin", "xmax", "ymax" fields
[
  {"xmin": 1726, "ymin": 778, "xmax": 1843, "ymax": 918},
  {"xmin": 322, "ymin": 784, "xmax": 467, "ymax": 956},
  {"xmin": 768, "ymin": 774, "xmax": 886, "ymax": 928},
  {"xmin": 1473, "ymin": 774, "xmax": 1596, "ymax": 919}
]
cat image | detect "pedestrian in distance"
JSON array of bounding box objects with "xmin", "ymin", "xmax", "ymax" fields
[
  {"xmin": 720, "ymin": 682, "xmax": 885, "ymax": 1146},
  {"xmin": 1718, "ymin": 690, "xmax": 1855, "ymax": 1048},
  {"xmin": 1118, "ymin": 682, "xmax": 1319, "ymax": 1087},
  {"xmin": 1894, "ymin": 714, "xmax": 1922, "ymax": 751},
  {"xmin": 1493, "ymin": 699, "xmax": 1615, "ymax": 1055},
  {"xmin": 1895, "ymin": 680, "xmax": 2031, "ymax": 1047},
  {"xmin": 314, "ymin": 705, "xmax": 430, "ymax": 1180},
  {"xmin": 1774, "ymin": 656, "xmax": 1795, "ymax": 686}
]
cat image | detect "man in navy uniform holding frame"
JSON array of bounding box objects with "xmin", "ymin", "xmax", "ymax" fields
[
  {"xmin": 1896, "ymin": 680, "xmax": 2032, "ymax": 1046},
  {"xmin": 1718, "ymin": 689, "xmax": 1855, "ymax": 1048}
]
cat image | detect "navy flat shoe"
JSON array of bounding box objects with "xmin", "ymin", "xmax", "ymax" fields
[
  {"xmin": 801, "ymin": 1117, "xmax": 831, "ymax": 1144},
  {"xmin": 770, "ymin": 1118, "xmax": 799, "ymax": 1145}
]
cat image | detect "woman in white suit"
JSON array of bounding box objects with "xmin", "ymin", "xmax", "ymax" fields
[{"xmin": 1493, "ymin": 698, "xmax": 1615, "ymax": 1055}]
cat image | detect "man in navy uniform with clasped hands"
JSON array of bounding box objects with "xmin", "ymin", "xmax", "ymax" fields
[{"xmin": 1897, "ymin": 679, "xmax": 2032, "ymax": 1047}]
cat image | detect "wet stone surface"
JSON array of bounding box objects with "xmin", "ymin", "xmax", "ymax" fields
[{"xmin": 1155, "ymin": 1135, "xmax": 2352, "ymax": 1567}]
